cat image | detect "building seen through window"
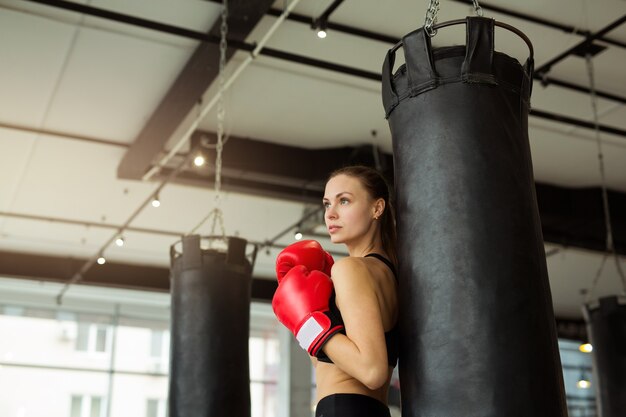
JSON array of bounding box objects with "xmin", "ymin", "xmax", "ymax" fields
[{"xmin": 0, "ymin": 278, "xmax": 599, "ymax": 417}]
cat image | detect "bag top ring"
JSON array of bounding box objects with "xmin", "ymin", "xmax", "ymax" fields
[{"xmin": 390, "ymin": 18, "xmax": 534, "ymax": 63}]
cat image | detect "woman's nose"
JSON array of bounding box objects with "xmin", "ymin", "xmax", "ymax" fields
[{"xmin": 325, "ymin": 205, "xmax": 337, "ymax": 220}]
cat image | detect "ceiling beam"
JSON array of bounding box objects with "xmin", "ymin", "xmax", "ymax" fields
[
  {"xmin": 264, "ymin": 7, "xmax": 626, "ymax": 107},
  {"xmin": 0, "ymin": 249, "xmax": 587, "ymax": 338},
  {"xmin": 147, "ymin": 131, "xmax": 626, "ymax": 256},
  {"xmin": 155, "ymin": 131, "xmax": 394, "ymax": 203},
  {"xmin": 26, "ymin": 0, "xmax": 626, "ymax": 132},
  {"xmin": 0, "ymin": 249, "xmax": 277, "ymax": 303},
  {"xmin": 449, "ymin": 0, "xmax": 626, "ymax": 49},
  {"xmin": 116, "ymin": 0, "xmax": 276, "ymax": 179},
  {"xmin": 535, "ymin": 14, "xmax": 626, "ymax": 75}
]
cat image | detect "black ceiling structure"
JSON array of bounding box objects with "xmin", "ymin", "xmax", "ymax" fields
[
  {"xmin": 150, "ymin": 132, "xmax": 626, "ymax": 257},
  {"xmin": 449, "ymin": 0, "xmax": 626, "ymax": 49},
  {"xmin": 13, "ymin": 0, "xmax": 626, "ymax": 255},
  {"xmin": 264, "ymin": 6, "xmax": 626, "ymax": 107},
  {"xmin": 24, "ymin": 0, "xmax": 626, "ymax": 141},
  {"xmin": 7, "ymin": 1, "xmax": 623, "ymax": 327},
  {"xmin": 116, "ymin": 0, "xmax": 277, "ymax": 180}
]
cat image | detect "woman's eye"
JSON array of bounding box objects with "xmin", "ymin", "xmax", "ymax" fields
[
  {"xmin": 323, "ymin": 202, "xmax": 330, "ymax": 209},
  {"xmin": 340, "ymin": 198, "xmax": 349, "ymax": 205}
]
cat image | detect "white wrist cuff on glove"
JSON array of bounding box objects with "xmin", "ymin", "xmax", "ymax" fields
[{"xmin": 296, "ymin": 316, "xmax": 323, "ymax": 351}]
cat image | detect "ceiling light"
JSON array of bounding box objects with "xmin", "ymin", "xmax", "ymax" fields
[
  {"xmin": 194, "ymin": 155, "xmax": 206, "ymax": 167},
  {"xmin": 115, "ymin": 236, "xmax": 125, "ymax": 247},
  {"xmin": 579, "ymin": 343, "xmax": 593, "ymax": 353},
  {"xmin": 313, "ymin": 18, "xmax": 327, "ymax": 39},
  {"xmin": 151, "ymin": 195, "xmax": 161, "ymax": 208},
  {"xmin": 294, "ymin": 231, "xmax": 303, "ymax": 240},
  {"xmin": 576, "ymin": 378, "xmax": 591, "ymax": 389},
  {"xmin": 97, "ymin": 256, "xmax": 106, "ymax": 265},
  {"xmin": 576, "ymin": 368, "xmax": 591, "ymax": 389}
]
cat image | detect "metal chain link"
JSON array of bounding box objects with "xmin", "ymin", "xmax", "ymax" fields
[
  {"xmin": 188, "ymin": 0, "xmax": 228, "ymax": 238},
  {"xmin": 472, "ymin": 0, "xmax": 484, "ymax": 17},
  {"xmin": 211, "ymin": 0, "xmax": 228, "ymax": 237},
  {"xmin": 584, "ymin": 53, "xmax": 626, "ymax": 302},
  {"xmin": 423, "ymin": 0, "xmax": 440, "ymax": 37}
]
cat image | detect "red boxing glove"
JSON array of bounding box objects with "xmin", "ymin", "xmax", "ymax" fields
[
  {"xmin": 275, "ymin": 240, "xmax": 334, "ymax": 282},
  {"xmin": 272, "ymin": 265, "xmax": 344, "ymax": 356}
]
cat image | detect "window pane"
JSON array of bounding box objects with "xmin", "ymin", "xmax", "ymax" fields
[
  {"xmin": 76, "ymin": 323, "xmax": 90, "ymax": 352},
  {"xmin": 95, "ymin": 327, "xmax": 107, "ymax": 352},
  {"xmin": 150, "ymin": 331, "xmax": 163, "ymax": 358},
  {"xmin": 114, "ymin": 318, "xmax": 169, "ymax": 373},
  {"xmin": 0, "ymin": 286, "xmax": 281, "ymax": 417},
  {"xmin": 70, "ymin": 396, "xmax": 83, "ymax": 417},
  {"xmin": 90, "ymin": 396, "xmax": 102, "ymax": 417},
  {"xmin": 3, "ymin": 305, "xmax": 24, "ymax": 316},
  {"xmin": 108, "ymin": 374, "xmax": 168, "ymax": 417},
  {"xmin": 146, "ymin": 399, "xmax": 158, "ymax": 417},
  {"xmin": 558, "ymin": 339, "xmax": 595, "ymax": 417}
]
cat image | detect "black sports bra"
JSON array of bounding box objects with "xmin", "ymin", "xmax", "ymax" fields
[{"xmin": 317, "ymin": 253, "xmax": 399, "ymax": 367}]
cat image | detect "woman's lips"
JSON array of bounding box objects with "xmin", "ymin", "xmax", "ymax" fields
[{"xmin": 328, "ymin": 226, "xmax": 341, "ymax": 234}]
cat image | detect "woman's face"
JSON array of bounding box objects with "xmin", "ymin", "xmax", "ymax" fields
[{"xmin": 323, "ymin": 174, "xmax": 377, "ymax": 245}]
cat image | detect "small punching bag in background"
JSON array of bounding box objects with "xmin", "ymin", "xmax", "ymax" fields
[
  {"xmin": 382, "ymin": 17, "xmax": 568, "ymax": 417},
  {"xmin": 169, "ymin": 235, "xmax": 252, "ymax": 417},
  {"xmin": 584, "ymin": 296, "xmax": 626, "ymax": 417}
]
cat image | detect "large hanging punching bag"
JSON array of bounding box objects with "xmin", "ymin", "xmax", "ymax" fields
[
  {"xmin": 584, "ymin": 296, "xmax": 626, "ymax": 417},
  {"xmin": 382, "ymin": 17, "xmax": 568, "ymax": 416},
  {"xmin": 168, "ymin": 235, "xmax": 252, "ymax": 417}
]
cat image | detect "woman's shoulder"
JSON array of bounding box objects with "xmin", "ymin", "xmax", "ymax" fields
[
  {"xmin": 330, "ymin": 258, "xmax": 376, "ymax": 299},
  {"xmin": 331, "ymin": 256, "xmax": 369, "ymax": 274},
  {"xmin": 330, "ymin": 256, "xmax": 381, "ymax": 283}
]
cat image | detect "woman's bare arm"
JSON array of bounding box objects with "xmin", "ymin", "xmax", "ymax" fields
[{"xmin": 320, "ymin": 257, "xmax": 389, "ymax": 390}]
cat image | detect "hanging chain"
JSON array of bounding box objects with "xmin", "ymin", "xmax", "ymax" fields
[
  {"xmin": 188, "ymin": 0, "xmax": 228, "ymax": 238},
  {"xmin": 584, "ymin": 53, "xmax": 626, "ymax": 302},
  {"xmin": 423, "ymin": 0, "xmax": 440, "ymax": 37},
  {"xmin": 212, "ymin": 0, "xmax": 227, "ymax": 237},
  {"xmin": 472, "ymin": 0, "xmax": 484, "ymax": 17}
]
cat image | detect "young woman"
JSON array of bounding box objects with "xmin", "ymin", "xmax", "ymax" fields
[
  {"xmin": 272, "ymin": 165, "xmax": 398, "ymax": 417},
  {"xmin": 314, "ymin": 165, "xmax": 399, "ymax": 417}
]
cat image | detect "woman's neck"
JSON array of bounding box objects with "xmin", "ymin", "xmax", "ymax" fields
[{"xmin": 346, "ymin": 230, "xmax": 384, "ymax": 258}]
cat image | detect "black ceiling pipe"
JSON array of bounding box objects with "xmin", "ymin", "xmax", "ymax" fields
[
  {"xmin": 535, "ymin": 14, "xmax": 626, "ymax": 75},
  {"xmin": 17, "ymin": 0, "xmax": 626, "ymax": 141},
  {"xmin": 530, "ymin": 109, "xmax": 626, "ymax": 137},
  {"xmin": 23, "ymin": 0, "xmax": 626, "ymax": 107},
  {"xmin": 312, "ymin": 0, "xmax": 345, "ymax": 30},
  {"xmin": 449, "ymin": 0, "xmax": 626, "ymax": 49},
  {"xmin": 264, "ymin": 8, "xmax": 626, "ymax": 106},
  {"xmin": 267, "ymin": 8, "xmax": 398, "ymax": 44}
]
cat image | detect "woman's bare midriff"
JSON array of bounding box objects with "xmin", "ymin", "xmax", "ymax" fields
[{"xmin": 313, "ymin": 359, "xmax": 393, "ymax": 404}]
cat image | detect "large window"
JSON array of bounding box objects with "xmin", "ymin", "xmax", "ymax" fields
[
  {"xmin": 145, "ymin": 399, "xmax": 167, "ymax": 417},
  {"xmin": 250, "ymin": 330, "xmax": 280, "ymax": 417},
  {"xmin": 70, "ymin": 395, "xmax": 105, "ymax": 417},
  {"xmin": 0, "ymin": 277, "xmax": 599, "ymax": 417},
  {"xmin": 0, "ymin": 277, "xmax": 280, "ymax": 417},
  {"xmin": 76, "ymin": 323, "xmax": 110, "ymax": 353},
  {"xmin": 559, "ymin": 339, "xmax": 596, "ymax": 417}
]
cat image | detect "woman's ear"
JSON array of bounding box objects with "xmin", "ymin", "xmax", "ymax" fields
[{"xmin": 373, "ymin": 198, "xmax": 386, "ymax": 219}]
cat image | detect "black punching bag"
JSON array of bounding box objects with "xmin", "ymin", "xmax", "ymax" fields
[
  {"xmin": 382, "ymin": 17, "xmax": 568, "ymax": 417},
  {"xmin": 168, "ymin": 235, "xmax": 251, "ymax": 417},
  {"xmin": 584, "ymin": 296, "xmax": 626, "ymax": 417}
]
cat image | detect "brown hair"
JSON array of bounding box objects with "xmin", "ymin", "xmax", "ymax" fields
[{"xmin": 328, "ymin": 165, "xmax": 397, "ymax": 266}]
